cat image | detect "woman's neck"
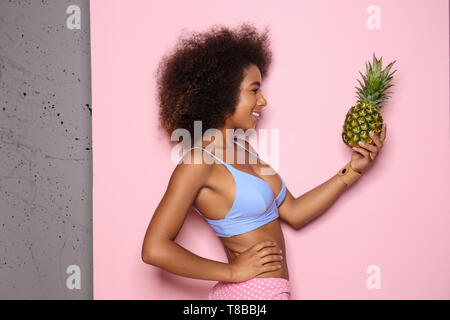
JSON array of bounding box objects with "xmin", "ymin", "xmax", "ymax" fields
[{"xmin": 201, "ymin": 126, "xmax": 237, "ymax": 149}]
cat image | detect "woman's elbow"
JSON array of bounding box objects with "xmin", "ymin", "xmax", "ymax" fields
[
  {"xmin": 141, "ymin": 249, "xmax": 153, "ymax": 265},
  {"xmin": 141, "ymin": 251, "xmax": 152, "ymax": 265},
  {"xmin": 288, "ymin": 220, "xmax": 303, "ymax": 230},
  {"xmin": 280, "ymin": 215, "xmax": 301, "ymax": 230},
  {"xmin": 141, "ymin": 240, "xmax": 162, "ymax": 265},
  {"xmin": 281, "ymin": 215, "xmax": 307, "ymax": 230}
]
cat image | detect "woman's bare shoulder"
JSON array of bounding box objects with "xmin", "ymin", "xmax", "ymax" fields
[
  {"xmin": 170, "ymin": 148, "xmax": 214, "ymax": 187},
  {"xmin": 144, "ymin": 149, "xmax": 215, "ymax": 245}
]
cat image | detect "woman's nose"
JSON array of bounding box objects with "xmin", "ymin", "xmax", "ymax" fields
[{"xmin": 258, "ymin": 94, "xmax": 267, "ymax": 107}]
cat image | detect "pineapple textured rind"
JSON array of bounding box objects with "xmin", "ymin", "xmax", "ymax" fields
[
  {"xmin": 341, "ymin": 103, "xmax": 383, "ymax": 147},
  {"xmin": 342, "ymin": 53, "xmax": 395, "ymax": 147}
]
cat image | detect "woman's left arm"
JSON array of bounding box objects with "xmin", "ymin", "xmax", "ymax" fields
[{"xmin": 278, "ymin": 124, "xmax": 387, "ymax": 229}]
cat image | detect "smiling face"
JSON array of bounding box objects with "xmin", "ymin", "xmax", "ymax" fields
[{"xmin": 224, "ymin": 64, "xmax": 267, "ymax": 131}]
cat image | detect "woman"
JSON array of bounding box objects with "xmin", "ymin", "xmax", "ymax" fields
[{"xmin": 141, "ymin": 23, "xmax": 386, "ymax": 300}]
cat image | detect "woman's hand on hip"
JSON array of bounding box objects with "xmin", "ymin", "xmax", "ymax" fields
[{"xmin": 229, "ymin": 240, "xmax": 283, "ymax": 282}]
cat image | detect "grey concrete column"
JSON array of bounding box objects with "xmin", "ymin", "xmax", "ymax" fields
[{"xmin": 0, "ymin": 0, "xmax": 92, "ymax": 299}]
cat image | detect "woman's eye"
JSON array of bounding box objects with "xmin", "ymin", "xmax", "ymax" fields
[{"xmin": 252, "ymin": 89, "xmax": 259, "ymax": 93}]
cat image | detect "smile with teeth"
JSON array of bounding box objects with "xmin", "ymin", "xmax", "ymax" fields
[{"xmin": 251, "ymin": 111, "xmax": 261, "ymax": 118}]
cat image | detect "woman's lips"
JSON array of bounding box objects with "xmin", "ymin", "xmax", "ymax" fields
[{"xmin": 251, "ymin": 111, "xmax": 261, "ymax": 120}]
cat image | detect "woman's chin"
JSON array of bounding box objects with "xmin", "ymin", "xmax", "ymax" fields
[
  {"xmin": 249, "ymin": 117, "xmax": 259, "ymax": 129},
  {"xmin": 245, "ymin": 123, "xmax": 257, "ymax": 131},
  {"xmin": 235, "ymin": 119, "xmax": 258, "ymax": 131}
]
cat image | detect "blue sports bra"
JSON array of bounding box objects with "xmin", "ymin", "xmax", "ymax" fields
[{"xmin": 188, "ymin": 139, "xmax": 286, "ymax": 237}]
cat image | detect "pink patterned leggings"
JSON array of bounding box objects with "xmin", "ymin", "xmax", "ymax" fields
[{"xmin": 206, "ymin": 277, "xmax": 290, "ymax": 300}]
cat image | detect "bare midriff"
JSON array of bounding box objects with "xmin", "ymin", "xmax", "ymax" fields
[
  {"xmin": 193, "ymin": 142, "xmax": 289, "ymax": 280},
  {"xmin": 219, "ymin": 218, "xmax": 289, "ymax": 280}
]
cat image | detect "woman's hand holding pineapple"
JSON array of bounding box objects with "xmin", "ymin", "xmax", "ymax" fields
[
  {"xmin": 341, "ymin": 53, "xmax": 395, "ymax": 175},
  {"xmin": 349, "ymin": 122, "xmax": 386, "ymax": 173}
]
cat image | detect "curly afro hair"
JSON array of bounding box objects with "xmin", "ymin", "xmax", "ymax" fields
[{"xmin": 155, "ymin": 22, "xmax": 272, "ymax": 144}]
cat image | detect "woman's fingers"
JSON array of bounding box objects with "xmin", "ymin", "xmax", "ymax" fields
[
  {"xmin": 251, "ymin": 240, "xmax": 276, "ymax": 253},
  {"xmin": 257, "ymin": 246, "xmax": 281, "ymax": 258},
  {"xmin": 260, "ymin": 254, "xmax": 283, "ymax": 265},
  {"xmin": 358, "ymin": 123, "xmax": 387, "ymax": 160},
  {"xmin": 258, "ymin": 264, "xmax": 282, "ymax": 275},
  {"xmin": 380, "ymin": 123, "xmax": 387, "ymax": 142},
  {"xmin": 370, "ymin": 130, "xmax": 383, "ymax": 149},
  {"xmin": 358, "ymin": 141, "xmax": 377, "ymax": 152},
  {"xmin": 358, "ymin": 141, "xmax": 378, "ymax": 160},
  {"xmin": 352, "ymin": 146, "xmax": 370, "ymax": 158},
  {"xmin": 246, "ymin": 241, "xmax": 284, "ymax": 276}
]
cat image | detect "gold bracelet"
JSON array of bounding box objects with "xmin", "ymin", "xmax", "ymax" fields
[{"xmin": 337, "ymin": 163, "xmax": 361, "ymax": 186}]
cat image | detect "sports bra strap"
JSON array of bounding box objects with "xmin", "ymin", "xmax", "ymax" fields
[
  {"xmin": 189, "ymin": 147, "xmax": 229, "ymax": 166},
  {"xmin": 189, "ymin": 140, "xmax": 259, "ymax": 165},
  {"xmin": 233, "ymin": 139, "xmax": 260, "ymax": 159}
]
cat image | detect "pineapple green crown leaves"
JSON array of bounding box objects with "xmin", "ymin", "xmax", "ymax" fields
[{"xmin": 355, "ymin": 52, "xmax": 397, "ymax": 109}]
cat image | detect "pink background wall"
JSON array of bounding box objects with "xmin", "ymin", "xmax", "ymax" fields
[{"xmin": 91, "ymin": 0, "xmax": 450, "ymax": 299}]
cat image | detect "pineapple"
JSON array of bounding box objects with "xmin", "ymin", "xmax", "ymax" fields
[{"xmin": 342, "ymin": 53, "xmax": 396, "ymax": 147}]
